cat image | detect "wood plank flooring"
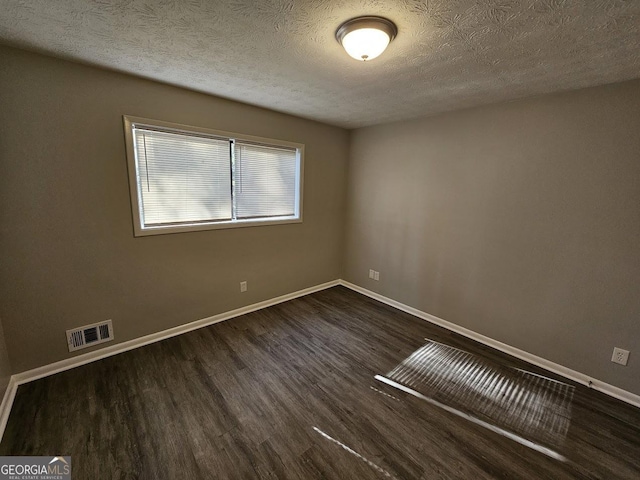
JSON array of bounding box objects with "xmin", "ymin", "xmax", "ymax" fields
[{"xmin": 2, "ymin": 286, "xmax": 639, "ymax": 479}]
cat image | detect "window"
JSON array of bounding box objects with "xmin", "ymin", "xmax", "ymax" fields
[{"xmin": 123, "ymin": 116, "xmax": 303, "ymax": 236}]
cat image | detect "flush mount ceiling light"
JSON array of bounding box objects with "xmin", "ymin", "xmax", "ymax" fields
[{"xmin": 336, "ymin": 16, "xmax": 398, "ymax": 62}]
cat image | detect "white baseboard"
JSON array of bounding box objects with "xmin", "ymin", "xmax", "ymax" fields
[
  {"xmin": 13, "ymin": 280, "xmax": 339, "ymax": 386},
  {"xmin": 0, "ymin": 279, "xmax": 339, "ymax": 441},
  {"xmin": 0, "ymin": 377, "xmax": 17, "ymax": 440},
  {"xmin": 339, "ymin": 280, "xmax": 640, "ymax": 409},
  {"xmin": 1, "ymin": 277, "xmax": 638, "ymax": 444}
]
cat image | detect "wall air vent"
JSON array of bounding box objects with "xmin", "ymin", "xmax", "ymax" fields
[{"xmin": 66, "ymin": 319, "xmax": 114, "ymax": 352}]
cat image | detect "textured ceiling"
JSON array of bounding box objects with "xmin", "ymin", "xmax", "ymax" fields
[{"xmin": 1, "ymin": 1, "xmax": 639, "ymax": 128}]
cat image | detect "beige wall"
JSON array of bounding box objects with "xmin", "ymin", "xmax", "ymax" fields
[
  {"xmin": 1, "ymin": 43, "xmax": 639, "ymax": 399},
  {"xmin": 0, "ymin": 45, "xmax": 349, "ymax": 372},
  {"xmin": 345, "ymin": 80, "xmax": 640, "ymax": 395}
]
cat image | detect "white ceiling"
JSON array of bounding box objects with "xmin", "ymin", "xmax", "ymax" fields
[{"xmin": 1, "ymin": 1, "xmax": 639, "ymax": 128}]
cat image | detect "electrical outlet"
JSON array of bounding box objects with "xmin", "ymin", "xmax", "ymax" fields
[
  {"xmin": 611, "ymin": 347, "xmax": 630, "ymax": 366},
  {"xmin": 240, "ymin": 281, "xmax": 247, "ymax": 293},
  {"xmin": 374, "ymin": 271, "xmax": 379, "ymax": 281},
  {"xmin": 369, "ymin": 269, "xmax": 375, "ymax": 279}
]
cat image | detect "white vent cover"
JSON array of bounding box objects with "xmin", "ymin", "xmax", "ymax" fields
[{"xmin": 66, "ymin": 319, "xmax": 114, "ymax": 352}]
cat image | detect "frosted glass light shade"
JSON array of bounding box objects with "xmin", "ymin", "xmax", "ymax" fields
[
  {"xmin": 336, "ymin": 16, "xmax": 397, "ymax": 62},
  {"xmin": 341, "ymin": 28, "xmax": 390, "ymax": 61}
]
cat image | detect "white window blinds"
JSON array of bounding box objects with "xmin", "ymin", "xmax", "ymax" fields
[
  {"xmin": 235, "ymin": 142, "xmax": 298, "ymax": 219},
  {"xmin": 125, "ymin": 117, "xmax": 303, "ymax": 236},
  {"xmin": 133, "ymin": 128, "xmax": 232, "ymax": 227}
]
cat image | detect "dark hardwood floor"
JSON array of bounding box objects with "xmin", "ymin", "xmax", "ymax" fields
[{"xmin": 2, "ymin": 286, "xmax": 639, "ymax": 479}]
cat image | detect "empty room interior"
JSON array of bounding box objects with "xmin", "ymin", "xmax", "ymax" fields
[{"xmin": 1, "ymin": 1, "xmax": 639, "ymax": 479}]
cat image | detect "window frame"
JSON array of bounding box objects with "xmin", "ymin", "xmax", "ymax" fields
[{"xmin": 123, "ymin": 115, "xmax": 304, "ymax": 237}]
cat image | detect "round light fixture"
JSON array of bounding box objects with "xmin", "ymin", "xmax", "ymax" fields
[{"xmin": 336, "ymin": 16, "xmax": 398, "ymax": 62}]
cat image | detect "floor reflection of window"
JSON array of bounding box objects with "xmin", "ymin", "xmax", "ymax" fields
[{"xmin": 376, "ymin": 340, "xmax": 574, "ymax": 460}]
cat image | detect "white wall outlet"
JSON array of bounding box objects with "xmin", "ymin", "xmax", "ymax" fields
[
  {"xmin": 369, "ymin": 269, "xmax": 375, "ymax": 279},
  {"xmin": 611, "ymin": 347, "xmax": 630, "ymax": 366},
  {"xmin": 240, "ymin": 281, "xmax": 247, "ymax": 293},
  {"xmin": 374, "ymin": 271, "xmax": 380, "ymax": 281}
]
